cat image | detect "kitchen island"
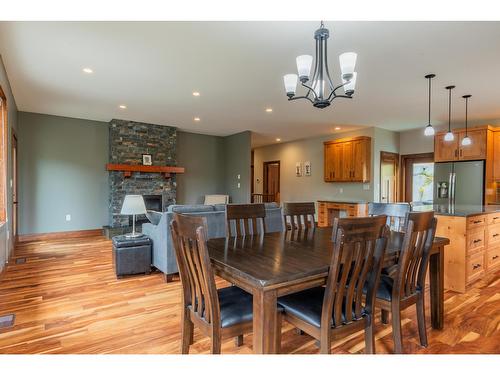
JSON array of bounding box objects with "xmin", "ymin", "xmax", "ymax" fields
[{"xmin": 415, "ymin": 204, "xmax": 500, "ymax": 292}]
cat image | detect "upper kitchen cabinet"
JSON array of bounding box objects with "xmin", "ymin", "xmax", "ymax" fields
[
  {"xmin": 494, "ymin": 130, "xmax": 500, "ymax": 180},
  {"xmin": 434, "ymin": 127, "xmax": 488, "ymax": 162},
  {"xmin": 324, "ymin": 136, "xmax": 371, "ymax": 183}
]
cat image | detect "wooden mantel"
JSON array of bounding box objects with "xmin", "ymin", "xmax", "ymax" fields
[{"xmin": 106, "ymin": 164, "xmax": 185, "ymax": 178}]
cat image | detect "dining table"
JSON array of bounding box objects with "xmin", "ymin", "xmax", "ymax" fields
[{"xmin": 206, "ymin": 227, "xmax": 449, "ymax": 354}]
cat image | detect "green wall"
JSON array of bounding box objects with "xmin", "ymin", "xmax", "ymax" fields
[
  {"xmin": 224, "ymin": 131, "xmax": 252, "ymax": 203},
  {"xmin": 177, "ymin": 131, "xmax": 226, "ymax": 204},
  {"xmin": 18, "ymin": 112, "xmax": 109, "ymax": 234}
]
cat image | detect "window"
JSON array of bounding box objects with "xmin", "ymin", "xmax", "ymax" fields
[
  {"xmin": 412, "ymin": 162, "xmax": 434, "ymax": 204},
  {"xmin": 0, "ymin": 86, "xmax": 7, "ymax": 223}
]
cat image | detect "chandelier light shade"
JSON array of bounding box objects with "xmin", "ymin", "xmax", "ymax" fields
[
  {"xmin": 444, "ymin": 85, "xmax": 456, "ymax": 142},
  {"xmin": 283, "ymin": 21, "xmax": 358, "ymax": 109},
  {"xmin": 283, "ymin": 74, "xmax": 298, "ymax": 96},
  {"xmin": 461, "ymin": 94, "xmax": 472, "ymax": 146},
  {"xmin": 424, "ymin": 74, "xmax": 436, "ymax": 136}
]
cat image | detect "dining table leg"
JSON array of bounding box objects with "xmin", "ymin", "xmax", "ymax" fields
[
  {"xmin": 252, "ymin": 289, "xmax": 279, "ymax": 354},
  {"xmin": 429, "ymin": 245, "xmax": 444, "ymax": 330}
]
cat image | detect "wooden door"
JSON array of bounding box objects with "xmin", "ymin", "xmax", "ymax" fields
[
  {"xmin": 380, "ymin": 151, "xmax": 399, "ymax": 202},
  {"xmin": 352, "ymin": 139, "xmax": 368, "ymax": 182},
  {"xmin": 434, "ymin": 132, "xmax": 459, "ymax": 162},
  {"xmin": 401, "ymin": 153, "xmax": 434, "ymax": 203},
  {"xmin": 263, "ymin": 161, "xmax": 280, "ymax": 203},
  {"xmin": 494, "ymin": 132, "xmax": 500, "ymax": 180},
  {"xmin": 341, "ymin": 141, "xmax": 353, "ymax": 181},
  {"xmin": 458, "ymin": 129, "xmax": 487, "ymax": 160},
  {"xmin": 11, "ymin": 133, "xmax": 18, "ymax": 242}
]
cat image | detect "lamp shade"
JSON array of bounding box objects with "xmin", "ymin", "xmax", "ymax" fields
[
  {"xmin": 342, "ymin": 72, "xmax": 357, "ymax": 95},
  {"xmin": 120, "ymin": 195, "xmax": 147, "ymax": 215},
  {"xmin": 283, "ymin": 74, "xmax": 298, "ymax": 95},
  {"xmin": 296, "ymin": 55, "xmax": 313, "ymax": 81},
  {"xmin": 339, "ymin": 52, "xmax": 357, "ymax": 79}
]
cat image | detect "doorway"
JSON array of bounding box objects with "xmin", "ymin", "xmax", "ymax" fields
[
  {"xmin": 263, "ymin": 161, "xmax": 280, "ymax": 203},
  {"xmin": 379, "ymin": 151, "xmax": 399, "ymax": 203},
  {"xmin": 401, "ymin": 153, "xmax": 434, "ymax": 204},
  {"xmin": 11, "ymin": 133, "xmax": 18, "ymax": 243}
]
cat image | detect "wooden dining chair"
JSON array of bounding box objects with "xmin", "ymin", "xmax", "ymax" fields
[
  {"xmin": 283, "ymin": 202, "xmax": 316, "ymax": 230},
  {"xmin": 277, "ymin": 216, "xmax": 390, "ymax": 354},
  {"xmin": 226, "ymin": 203, "xmax": 266, "ymax": 236},
  {"xmin": 372, "ymin": 211, "xmax": 437, "ymax": 353},
  {"xmin": 368, "ymin": 202, "xmax": 410, "ymax": 232},
  {"xmin": 170, "ymin": 213, "xmax": 255, "ymax": 354}
]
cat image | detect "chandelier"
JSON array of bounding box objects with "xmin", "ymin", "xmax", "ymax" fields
[{"xmin": 283, "ymin": 22, "xmax": 358, "ymax": 109}]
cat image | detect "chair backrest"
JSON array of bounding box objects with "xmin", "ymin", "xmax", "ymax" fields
[
  {"xmin": 204, "ymin": 194, "xmax": 229, "ymax": 205},
  {"xmin": 170, "ymin": 213, "xmax": 220, "ymax": 328},
  {"xmin": 368, "ymin": 202, "xmax": 410, "ymax": 232},
  {"xmin": 283, "ymin": 202, "xmax": 316, "ymax": 230},
  {"xmin": 393, "ymin": 211, "xmax": 437, "ymax": 299},
  {"xmin": 322, "ymin": 216, "xmax": 389, "ymax": 328},
  {"xmin": 226, "ymin": 203, "xmax": 266, "ymax": 236}
]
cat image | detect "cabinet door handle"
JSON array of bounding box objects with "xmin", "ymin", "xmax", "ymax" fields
[
  {"xmin": 460, "ymin": 149, "xmax": 462, "ymax": 157},
  {"xmin": 473, "ymin": 263, "xmax": 481, "ymax": 270},
  {"xmin": 494, "ymin": 217, "xmax": 500, "ymax": 220},
  {"xmin": 493, "ymin": 234, "xmax": 499, "ymax": 237},
  {"xmin": 455, "ymin": 149, "xmax": 458, "ymax": 157},
  {"xmin": 473, "ymin": 239, "xmax": 482, "ymax": 244},
  {"xmin": 493, "ymin": 255, "xmax": 499, "ymax": 260},
  {"xmin": 473, "ymin": 220, "xmax": 482, "ymax": 224}
]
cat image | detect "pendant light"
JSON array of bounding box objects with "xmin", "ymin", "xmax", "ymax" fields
[
  {"xmin": 444, "ymin": 85, "xmax": 455, "ymax": 142},
  {"xmin": 461, "ymin": 95, "xmax": 472, "ymax": 146},
  {"xmin": 424, "ymin": 74, "xmax": 436, "ymax": 136}
]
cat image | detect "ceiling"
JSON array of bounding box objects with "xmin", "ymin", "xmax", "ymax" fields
[{"xmin": 1, "ymin": 21, "xmax": 500, "ymax": 147}]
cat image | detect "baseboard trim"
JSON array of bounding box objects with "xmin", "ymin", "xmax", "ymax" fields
[{"xmin": 17, "ymin": 229, "xmax": 103, "ymax": 243}]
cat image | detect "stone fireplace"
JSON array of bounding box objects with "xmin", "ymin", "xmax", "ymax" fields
[{"xmin": 108, "ymin": 119, "xmax": 177, "ymax": 227}]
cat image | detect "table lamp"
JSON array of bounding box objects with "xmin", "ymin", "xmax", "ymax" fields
[{"xmin": 120, "ymin": 195, "xmax": 147, "ymax": 238}]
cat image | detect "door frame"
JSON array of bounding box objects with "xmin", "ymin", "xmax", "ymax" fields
[
  {"xmin": 263, "ymin": 160, "xmax": 280, "ymax": 203},
  {"xmin": 400, "ymin": 152, "xmax": 434, "ymax": 203},
  {"xmin": 11, "ymin": 131, "xmax": 18, "ymax": 244},
  {"xmin": 379, "ymin": 151, "xmax": 400, "ymax": 202}
]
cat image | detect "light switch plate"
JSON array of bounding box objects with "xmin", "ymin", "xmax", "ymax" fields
[
  {"xmin": 363, "ymin": 184, "xmax": 370, "ymax": 191},
  {"xmin": 65, "ymin": 214, "xmax": 71, "ymax": 221},
  {"xmin": 237, "ymin": 183, "xmax": 241, "ymax": 189}
]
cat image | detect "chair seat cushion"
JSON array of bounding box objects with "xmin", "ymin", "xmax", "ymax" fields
[
  {"xmin": 363, "ymin": 274, "xmax": 394, "ymax": 301},
  {"xmin": 218, "ymin": 286, "xmax": 254, "ymax": 328},
  {"xmin": 277, "ymin": 287, "xmax": 365, "ymax": 328}
]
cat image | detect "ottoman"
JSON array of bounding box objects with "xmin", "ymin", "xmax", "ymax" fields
[{"xmin": 112, "ymin": 235, "xmax": 152, "ymax": 278}]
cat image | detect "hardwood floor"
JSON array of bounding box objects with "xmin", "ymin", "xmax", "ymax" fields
[{"xmin": 0, "ymin": 236, "xmax": 499, "ymax": 354}]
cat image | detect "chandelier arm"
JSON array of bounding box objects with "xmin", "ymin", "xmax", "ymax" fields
[
  {"xmin": 300, "ymin": 81, "xmax": 319, "ymax": 100},
  {"xmin": 323, "ymin": 38, "xmax": 335, "ymax": 92},
  {"xmin": 329, "ymin": 94, "xmax": 353, "ymax": 102},
  {"xmin": 305, "ymin": 38, "xmax": 320, "ymax": 99},
  {"xmin": 288, "ymin": 95, "xmax": 315, "ymax": 104},
  {"xmin": 326, "ymin": 81, "xmax": 349, "ymax": 101}
]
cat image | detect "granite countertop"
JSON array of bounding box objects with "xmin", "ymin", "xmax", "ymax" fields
[
  {"xmin": 317, "ymin": 199, "xmax": 367, "ymax": 204},
  {"xmin": 413, "ymin": 204, "xmax": 500, "ymax": 217}
]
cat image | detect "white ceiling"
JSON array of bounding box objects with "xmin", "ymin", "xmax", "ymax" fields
[{"xmin": 1, "ymin": 21, "xmax": 500, "ymax": 147}]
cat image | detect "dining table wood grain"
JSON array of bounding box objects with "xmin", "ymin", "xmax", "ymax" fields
[{"xmin": 206, "ymin": 227, "xmax": 449, "ymax": 354}]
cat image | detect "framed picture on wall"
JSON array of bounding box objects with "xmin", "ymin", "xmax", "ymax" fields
[
  {"xmin": 304, "ymin": 161, "xmax": 311, "ymax": 176},
  {"xmin": 142, "ymin": 154, "xmax": 152, "ymax": 166},
  {"xmin": 295, "ymin": 162, "xmax": 302, "ymax": 177}
]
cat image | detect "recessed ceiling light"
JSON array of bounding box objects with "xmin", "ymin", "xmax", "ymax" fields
[
  {"xmin": 192, "ymin": 92, "xmax": 200, "ymax": 97},
  {"xmin": 265, "ymin": 108, "xmax": 273, "ymax": 113},
  {"xmin": 276, "ymin": 138, "xmax": 281, "ymax": 142},
  {"xmin": 335, "ymin": 127, "xmax": 341, "ymax": 130},
  {"xmin": 119, "ymin": 105, "xmax": 127, "ymax": 109},
  {"xmin": 194, "ymin": 117, "xmax": 201, "ymax": 122},
  {"xmin": 82, "ymin": 68, "xmax": 93, "ymax": 74}
]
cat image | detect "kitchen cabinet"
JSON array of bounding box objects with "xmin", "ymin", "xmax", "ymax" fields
[
  {"xmin": 317, "ymin": 201, "xmax": 368, "ymax": 227},
  {"xmin": 323, "ymin": 136, "xmax": 371, "ymax": 182},
  {"xmin": 494, "ymin": 131, "xmax": 500, "ymax": 180},
  {"xmin": 434, "ymin": 128, "xmax": 487, "ymax": 162}
]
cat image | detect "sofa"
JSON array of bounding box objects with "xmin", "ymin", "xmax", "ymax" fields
[{"xmin": 141, "ymin": 203, "xmax": 285, "ymax": 280}]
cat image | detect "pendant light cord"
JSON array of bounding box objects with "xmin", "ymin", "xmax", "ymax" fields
[
  {"xmin": 465, "ymin": 97, "xmax": 468, "ymax": 136},
  {"xmin": 448, "ymin": 87, "xmax": 452, "ymax": 132},
  {"xmin": 428, "ymin": 77, "xmax": 432, "ymax": 125}
]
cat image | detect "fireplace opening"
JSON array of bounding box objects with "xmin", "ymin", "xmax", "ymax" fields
[{"xmin": 131, "ymin": 194, "xmax": 163, "ymax": 226}]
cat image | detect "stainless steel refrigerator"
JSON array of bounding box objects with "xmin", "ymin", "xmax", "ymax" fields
[{"xmin": 433, "ymin": 160, "xmax": 484, "ymax": 206}]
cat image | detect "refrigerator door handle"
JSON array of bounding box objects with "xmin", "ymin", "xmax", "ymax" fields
[
  {"xmin": 448, "ymin": 172, "xmax": 453, "ymax": 206},
  {"xmin": 451, "ymin": 172, "xmax": 457, "ymax": 205}
]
